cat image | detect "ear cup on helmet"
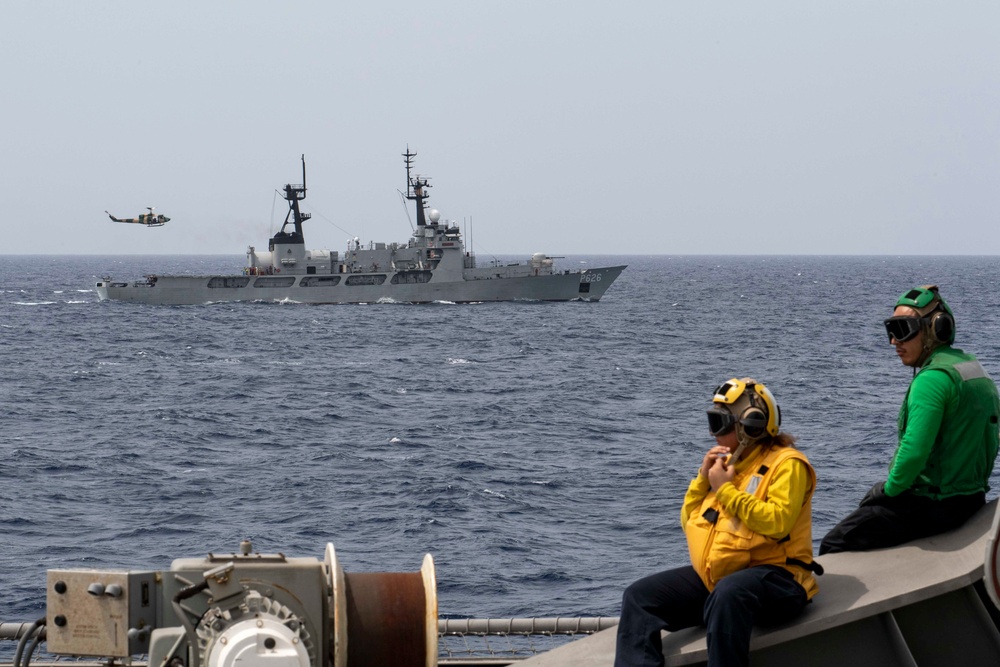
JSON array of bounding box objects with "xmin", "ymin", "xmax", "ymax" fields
[
  {"xmin": 739, "ymin": 407, "xmax": 768, "ymax": 439},
  {"xmin": 928, "ymin": 311, "xmax": 955, "ymax": 344}
]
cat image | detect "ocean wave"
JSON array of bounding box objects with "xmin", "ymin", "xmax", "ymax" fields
[{"xmin": 3, "ymin": 255, "xmax": 1000, "ymax": 624}]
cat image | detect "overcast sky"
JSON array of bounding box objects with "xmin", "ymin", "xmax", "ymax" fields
[{"xmin": 2, "ymin": 2, "xmax": 997, "ymax": 256}]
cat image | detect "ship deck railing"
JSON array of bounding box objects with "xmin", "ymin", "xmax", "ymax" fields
[{"xmin": 0, "ymin": 617, "xmax": 618, "ymax": 667}]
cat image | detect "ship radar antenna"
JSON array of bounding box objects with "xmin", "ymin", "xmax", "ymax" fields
[
  {"xmin": 403, "ymin": 146, "xmax": 431, "ymax": 227},
  {"xmin": 278, "ymin": 154, "xmax": 311, "ymax": 240}
]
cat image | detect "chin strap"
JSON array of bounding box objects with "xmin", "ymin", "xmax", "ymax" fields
[
  {"xmin": 915, "ymin": 341, "xmax": 939, "ymax": 370},
  {"xmin": 915, "ymin": 319, "xmax": 945, "ymax": 368},
  {"xmin": 730, "ymin": 428, "xmax": 757, "ymax": 464},
  {"xmin": 916, "ymin": 342, "xmax": 932, "ymax": 368}
]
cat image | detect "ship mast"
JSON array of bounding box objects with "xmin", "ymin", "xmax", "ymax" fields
[
  {"xmin": 403, "ymin": 147, "xmax": 431, "ymax": 227},
  {"xmin": 278, "ymin": 154, "xmax": 311, "ymax": 242}
]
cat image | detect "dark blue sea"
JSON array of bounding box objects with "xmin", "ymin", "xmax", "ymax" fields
[{"xmin": 3, "ymin": 255, "xmax": 1000, "ymax": 646}]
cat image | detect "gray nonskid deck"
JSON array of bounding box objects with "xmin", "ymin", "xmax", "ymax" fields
[{"xmin": 517, "ymin": 500, "xmax": 1000, "ymax": 666}]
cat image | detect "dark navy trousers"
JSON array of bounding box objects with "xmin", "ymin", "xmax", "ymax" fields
[
  {"xmin": 614, "ymin": 564, "xmax": 807, "ymax": 667},
  {"xmin": 819, "ymin": 490, "xmax": 984, "ymax": 554}
]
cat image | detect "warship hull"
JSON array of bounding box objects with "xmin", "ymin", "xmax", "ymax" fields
[{"xmin": 96, "ymin": 264, "xmax": 626, "ymax": 305}]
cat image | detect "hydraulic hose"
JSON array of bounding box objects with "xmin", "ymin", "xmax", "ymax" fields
[{"xmin": 13, "ymin": 618, "xmax": 45, "ymax": 667}]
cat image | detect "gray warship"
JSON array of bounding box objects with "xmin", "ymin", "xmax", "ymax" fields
[{"xmin": 95, "ymin": 151, "xmax": 626, "ymax": 305}]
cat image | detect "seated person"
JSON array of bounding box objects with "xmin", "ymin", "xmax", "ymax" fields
[
  {"xmin": 615, "ymin": 378, "xmax": 821, "ymax": 667},
  {"xmin": 821, "ymin": 285, "xmax": 1000, "ymax": 554}
]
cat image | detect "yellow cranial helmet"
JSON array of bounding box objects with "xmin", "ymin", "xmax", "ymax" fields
[{"xmin": 706, "ymin": 378, "xmax": 780, "ymax": 441}]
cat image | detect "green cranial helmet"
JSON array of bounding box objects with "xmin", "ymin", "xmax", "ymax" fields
[{"xmin": 894, "ymin": 284, "xmax": 955, "ymax": 345}]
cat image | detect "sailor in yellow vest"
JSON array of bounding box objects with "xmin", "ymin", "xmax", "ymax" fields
[{"xmin": 615, "ymin": 379, "xmax": 822, "ymax": 667}]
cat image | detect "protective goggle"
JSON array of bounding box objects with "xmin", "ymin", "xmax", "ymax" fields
[
  {"xmin": 707, "ymin": 405, "xmax": 770, "ymax": 437},
  {"xmin": 883, "ymin": 316, "xmax": 925, "ymax": 343},
  {"xmin": 707, "ymin": 407, "xmax": 737, "ymax": 436}
]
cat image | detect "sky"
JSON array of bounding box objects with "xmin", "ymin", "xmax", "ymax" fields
[{"xmin": 2, "ymin": 1, "xmax": 997, "ymax": 256}]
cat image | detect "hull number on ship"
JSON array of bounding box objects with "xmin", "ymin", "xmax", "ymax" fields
[{"xmin": 580, "ymin": 273, "xmax": 603, "ymax": 283}]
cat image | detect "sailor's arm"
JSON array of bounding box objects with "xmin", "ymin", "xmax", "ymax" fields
[
  {"xmin": 714, "ymin": 458, "xmax": 811, "ymax": 539},
  {"xmin": 681, "ymin": 475, "xmax": 711, "ymax": 528},
  {"xmin": 681, "ymin": 446, "xmax": 730, "ymax": 526},
  {"xmin": 885, "ymin": 370, "xmax": 950, "ymax": 496}
]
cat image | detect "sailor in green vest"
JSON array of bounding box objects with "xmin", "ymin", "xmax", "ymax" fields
[
  {"xmin": 820, "ymin": 284, "xmax": 1000, "ymax": 554},
  {"xmin": 615, "ymin": 379, "xmax": 821, "ymax": 667}
]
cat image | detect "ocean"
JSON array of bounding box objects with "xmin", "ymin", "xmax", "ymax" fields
[{"xmin": 3, "ymin": 254, "xmax": 1000, "ymax": 649}]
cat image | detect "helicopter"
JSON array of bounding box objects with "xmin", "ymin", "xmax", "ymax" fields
[{"xmin": 106, "ymin": 207, "xmax": 170, "ymax": 227}]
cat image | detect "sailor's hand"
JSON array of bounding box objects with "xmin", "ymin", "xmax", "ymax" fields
[
  {"xmin": 708, "ymin": 456, "xmax": 736, "ymax": 492},
  {"xmin": 699, "ymin": 446, "xmax": 731, "ymax": 479},
  {"xmin": 859, "ymin": 482, "xmax": 887, "ymax": 507}
]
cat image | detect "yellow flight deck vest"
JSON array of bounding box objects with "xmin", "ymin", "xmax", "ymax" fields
[{"xmin": 684, "ymin": 445, "xmax": 819, "ymax": 598}]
